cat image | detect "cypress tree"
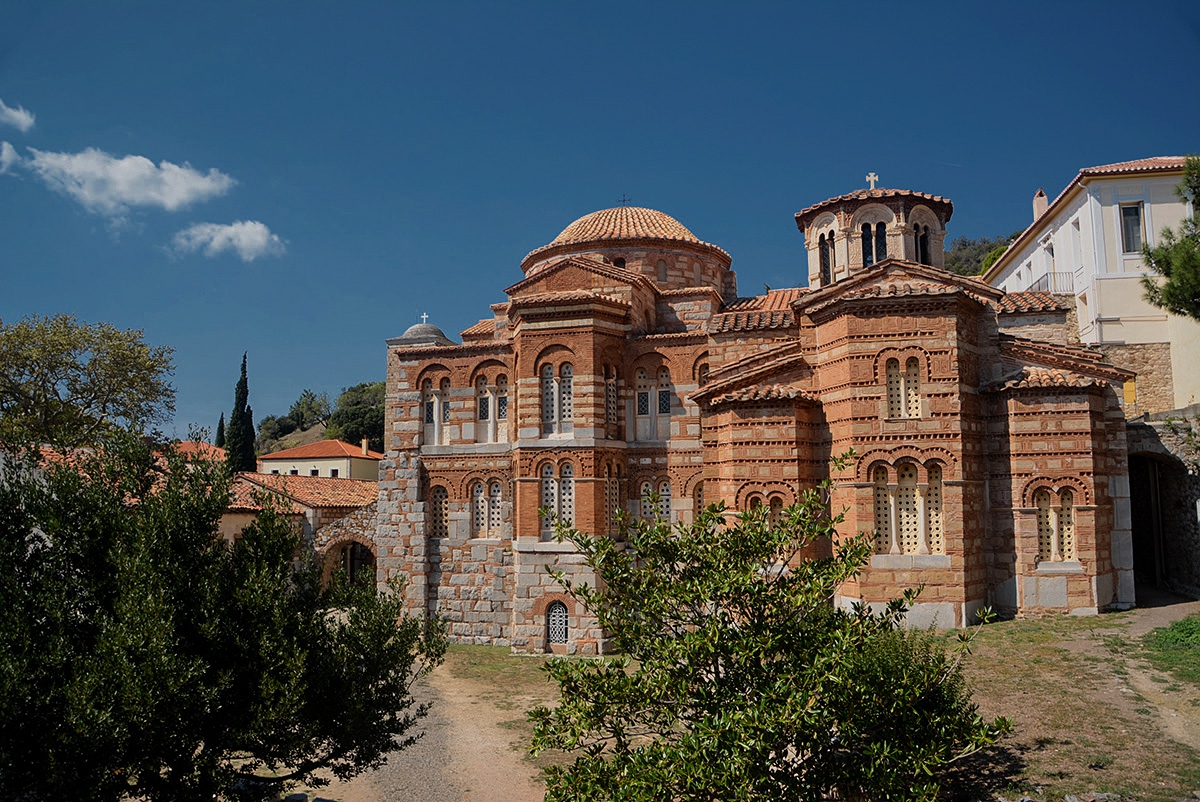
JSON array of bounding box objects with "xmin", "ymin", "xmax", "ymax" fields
[
  {"xmin": 214, "ymin": 412, "xmax": 225, "ymax": 448},
  {"xmin": 226, "ymin": 354, "xmax": 256, "ymax": 473}
]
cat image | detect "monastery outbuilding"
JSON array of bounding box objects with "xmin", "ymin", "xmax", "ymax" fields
[{"xmin": 376, "ymin": 184, "xmax": 1137, "ymax": 654}]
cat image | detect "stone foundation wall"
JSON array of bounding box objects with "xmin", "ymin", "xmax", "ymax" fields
[{"xmin": 1100, "ymin": 342, "xmax": 1174, "ymax": 418}]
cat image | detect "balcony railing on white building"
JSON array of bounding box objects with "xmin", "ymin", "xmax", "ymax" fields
[{"xmin": 1026, "ymin": 272, "xmax": 1075, "ymax": 293}]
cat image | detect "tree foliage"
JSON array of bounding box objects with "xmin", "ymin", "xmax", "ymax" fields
[
  {"xmin": 943, "ymin": 233, "xmax": 1019, "ymax": 276},
  {"xmin": 0, "ymin": 314, "xmax": 175, "ymax": 449},
  {"xmin": 530, "ymin": 459, "xmax": 1009, "ymax": 802},
  {"xmin": 214, "ymin": 412, "xmax": 225, "ymax": 448},
  {"xmin": 1142, "ymin": 155, "xmax": 1200, "ymax": 322},
  {"xmin": 0, "ymin": 434, "xmax": 445, "ymax": 801},
  {"xmin": 289, "ymin": 389, "xmax": 331, "ymax": 431},
  {"xmin": 225, "ymin": 353, "xmax": 256, "ymax": 473},
  {"xmin": 326, "ymin": 382, "xmax": 386, "ymax": 453}
]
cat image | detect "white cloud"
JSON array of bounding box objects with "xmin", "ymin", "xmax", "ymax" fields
[
  {"xmin": 25, "ymin": 147, "xmax": 235, "ymax": 218},
  {"xmin": 172, "ymin": 220, "xmax": 286, "ymax": 262},
  {"xmin": 0, "ymin": 98, "xmax": 35, "ymax": 133},
  {"xmin": 0, "ymin": 141, "xmax": 20, "ymax": 174}
]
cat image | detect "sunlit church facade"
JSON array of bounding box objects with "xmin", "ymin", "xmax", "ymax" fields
[{"xmin": 375, "ymin": 185, "xmax": 1136, "ymax": 654}]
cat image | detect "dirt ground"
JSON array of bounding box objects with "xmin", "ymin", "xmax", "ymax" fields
[{"xmin": 288, "ymin": 592, "xmax": 1200, "ymax": 802}]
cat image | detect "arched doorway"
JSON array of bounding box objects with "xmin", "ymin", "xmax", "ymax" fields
[
  {"xmin": 1129, "ymin": 454, "xmax": 1165, "ymax": 590},
  {"xmin": 332, "ymin": 541, "xmax": 376, "ymax": 583}
]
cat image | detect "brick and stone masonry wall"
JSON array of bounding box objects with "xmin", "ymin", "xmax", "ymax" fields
[{"xmin": 1101, "ymin": 342, "xmax": 1174, "ymax": 417}]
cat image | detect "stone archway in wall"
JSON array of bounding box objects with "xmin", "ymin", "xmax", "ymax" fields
[
  {"xmin": 323, "ymin": 539, "xmax": 377, "ymax": 584},
  {"xmin": 1128, "ymin": 446, "xmax": 1200, "ymax": 600}
]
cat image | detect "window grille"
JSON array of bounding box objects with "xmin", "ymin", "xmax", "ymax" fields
[
  {"xmin": 1059, "ymin": 489, "xmax": 1075, "ymax": 560},
  {"xmin": 1035, "ymin": 489, "xmax": 1053, "ymax": 561},
  {"xmin": 541, "ymin": 463, "xmax": 557, "ymax": 534},
  {"xmin": 430, "ymin": 486, "xmax": 449, "ymax": 538},
  {"xmin": 424, "ymin": 401, "xmax": 434, "ymax": 424},
  {"xmin": 862, "ymin": 223, "xmax": 875, "ymax": 267},
  {"xmin": 768, "ymin": 496, "xmax": 783, "ymax": 527},
  {"xmin": 897, "ymin": 464, "xmax": 919, "ymax": 554},
  {"xmin": 658, "ymin": 481, "xmax": 671, "ymax": 521},
  {"xmin": 559, "ymin": 364, "xmax": 573, "ymax": 423},
  {"xmin": 905, "ymin": 358, "xmax": 921, "ymax": 418},
  {"xmin": 658, "ymin": 387, "xmax": 671, "ymax": 415},
  {"xmin": 547, "ymin": 601, "xmax": 568, "ymax": 645},
  {"xmin": 875, "ymin": 222, "xmax": 887, "ymax": 262},
  {"xmin": 927, "ymin": 465, "xmax": 944, "ymax": 554},
  {"xmin": 606, "ymin": 475, "xmax": 618, "ymax": 533},
  {"xmin": 541, "ymin": 364, "xmax": 556, "ymax": 430},
  {"xmin": 560, "ymin": 464, "xmax": 575, "ymax": 525},
  {"xmin": 472, "ymin": 483, "xmax": 486, "ymax": 533},
  {"xmin": 886, "ymin": 359, "xmax": 902, "ymax": 418},
  {"xmin": 496, "ymin": 376, "xmax": 508, "ymax": 419},
  {"xmin": 873, "ymin": 467, "xmax": 890, "ymax": 553},
  {"xmin": 606, "ymin": 379, "xmax": 617, "ymax": 425},
  {"xmin": 693, "ymin": 481, "xmax": 704, "ymax": 515},
  {"xmin": 489, "ymin": 482, "xmax": 502, "ymax": 531},
  {"xmin": 640, "ymin": 482, "xmax": 654, "ymax": 519},
  {"xmin": 819, "ymin": 233, "xmax": 832, "ymax": 285}
]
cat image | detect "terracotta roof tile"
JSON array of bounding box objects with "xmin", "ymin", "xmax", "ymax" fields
[
  {"xmin": 724, "ymin": 287, "xmax": 807, "ymax": 311},
  {"xmin": 228, "ymin": 477, "xmax": 307, "ymax": 514},
  {"xmin": 709, "ymin": 383, "xmax": 818, "ymax": 406},
  {"xmin": 709, "ymin": 309, "xmax": 795, "ymax": 333},
  {"xmin": 460, "ymin": 319, "xmax": 495, "ymax": 338},
  {"xmin": 796, "ymin": 188, "xmax": 954, "ymax": 224},
  {"xmin": 550, "ymin": 206, "xmax": 700, "ymax": 246},
  {"xmin": 1080, "ymin": 156, "xmax": 1186, "ymax": 176},
  {"xmin": 806, "ymin": 280, "xmax": 981, "ymax": 314},
  {"xmin": 260, "ymin": 440, "xmax": 384, "ymax": 461},
  {"xmin": 997, "ymin": 291, "xmax": 1071, "ymax": 314},
  {"xmin": 509, "ymin": 290, "xmax": 630, "ymax": 307},
  {"xmin": 176, "ymin": 441, "xmax": 226, "ymax": 461},
  {"xmin": 237, "ymin": 472, "xmax": 378, "ymax": 508},
  {"xmin": 999, "ymin": 367, "xmax": 1103, "ymax": 390}
]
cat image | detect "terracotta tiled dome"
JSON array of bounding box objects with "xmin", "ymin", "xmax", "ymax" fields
[{"xmin": 550, "ymin": 207, "xmax": 701, "ymax": 247}]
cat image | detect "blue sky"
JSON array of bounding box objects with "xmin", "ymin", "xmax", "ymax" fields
[{"xmin": 2, "ymin": 1, "xmax": 1198, "ymax": 436}]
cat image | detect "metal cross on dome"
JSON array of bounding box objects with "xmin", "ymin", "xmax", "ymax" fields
[
  {"xmin": 866, "ymin": 172, "xmax": 879, "ymax": 190},
  {"xmin": 420, "ymin": 312, "xmax": 429, "ymax": 324},
  {"xmin": 618, "ymin": 194, "xmax": 632, "ymax": 206}
]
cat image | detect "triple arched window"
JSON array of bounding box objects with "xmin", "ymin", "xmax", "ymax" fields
[
  {"xmin": 470, "ymin": 480, "xmax": 504, "ymax": 537},
  {"xmin": 1034, "ymin": 488, "xmax": 1076, "ymax": 562},
  {"xmin": 885, "ymin": 357, "xmax": 922, "ymax": 419},
  {"xmin": 540, "ymin": 462, "xmax": 575, "ymax": 537},
  {"xmin": 541, "ymin": 363, "xmax": 574, "ymax": 437},
  {"xmin": 872, "ymin": 463, "xmax": 945, "ymax": 555}
]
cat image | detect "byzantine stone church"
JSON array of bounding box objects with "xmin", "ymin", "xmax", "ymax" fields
[{"xmin": 375, "ymin": 183, "xmax": 1136, "ymax": 654}]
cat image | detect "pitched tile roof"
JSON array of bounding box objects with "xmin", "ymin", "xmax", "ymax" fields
[
  {"xmin": 997, "ymin": 291, "xmax": 1071, "ymax": 314},
  {"xmin": 805, "ymin": 279, "xmax": 984, "ymax": 314},
  {"xmin": 709, "ymin": 383, "xmax": 818, "ymax": 407},
  {"xmin": 709, "ymin": 309, "xmax": 795, "ymax": 333},
  {"xmin": 508, "ymin": 290, "xmax": 631, "ymax": 307},
  {"xmin": 1079, "ymin": 156, "xmax": 1186, "ymax": 177},
  {"xmin": 176, "ymin": 441, "xmax": 226, "ymax": 461},
  {"xmin": 460, "ymin": 318, "xmax": 495, "ymax": 338},
  {"xmin": 259, "ymin": 439, "xmax": 384, "ymax": 461},
  {"xmin": 228, "ymin": 477, "xmax": 307, "ymax": 514},
  {"xmin": 724, "ymin": 287, "xmax": 807, "ymax": 311},
  {"xmin": 996, "ymin": 367, "xmax": 1103, "ymax": 390},
  {"xmin": 236, "ymin": 472, "xmax": 378, "ymax": 508}
]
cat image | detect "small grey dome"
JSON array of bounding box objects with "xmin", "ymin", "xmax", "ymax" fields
[{"xmin": 388, "ymin": 320, "xmax": 456, "ymax": 348}]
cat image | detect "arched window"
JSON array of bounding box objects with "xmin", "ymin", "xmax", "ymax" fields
[
  {"xmin": 885, "ymin": 359, "xmax": 902, "ymax": 418},
  {"xmin": 819, "ymin": 233, "xmax": 832, "ymax": 286},
  {"xmin": 875, "ymin": 222, "xmax": 887, "ymax": 262},
  {"xmin": 658, "ymin": 481, "xmax": 672, "ymax": 521},
  {"xmin": 768, "ymin": 496, "xmax": 784, "ymax": 528},
  {"xmin": 927, "ymin": 465, "xmax": 944, "ymax": 554},
  {"xmin": 489, "ymin": 481, "xmax": 503, "ymax": 532},
  {"xmin": 897, "ymin": 464, "xmax": 920, "ymax": 554},
  {"xmin": 439, "ymin": 379, "xmax": 451, "ymax": 428},
  {"xmin": 605, "ymin": 465, "xmax": 619, "ymax": 535},
  {"xmin": 873, "ymin": 466, "xmax": 891, "ymax": 554},
  {"xmin": 604, "ymin": 366, "xmax": 618, "ymax": 438},
  {"xmin": 476, "ymin": 375, "xmax": 489, "ymax": 422},
  {"xmin": 430, "ymin": 486, "xmax": 449, "ymax": 539},
  {"xmin": 1059, "ymin": 489, "xmax": 1075, "ymax": 560},
  {"xmin": 657, "ymin": 259, "xmax": 669, "ymax": 283},
  {"xmin": 1035, "ymin": 489, "xmax": 1054, "ymax": 562},
  {"xmin": 905, "ymin": 358, "xmax": 921, "ymax": 418},
  {"xmin": 640, "ymin": 481, "xmax": 655, "ymax": 520},
  {"xmin": 472, "ymin": 482, "xmax": 487, "ymax": 535},
  {"xmin": 547, "ymin": 600, "xmax": 569, "ymax": 645},
  {"xmin": 698, "ymin": 364, "xmax": 710, "ymax": 387},
  {"xmin": 612, "ymin": 257, "xmax": 626, "ymax": 269},
  {"xmin": 541, "ymin": 364, "xmax": 557, "ymax": 436},
  {"xmin": 496, "ymin": 375, "xmax": 509, "ymax": 422},
  {"xmin": 540, "ymin": 463, "xmax": 558, "ymax": 537},
  {"xmin": 422, "ymin": 379, "xmax": 435, "ymax": 441},
  {"xmin": 560, "ymin": 463, "xmax": 575, "ymax": 526},
  {"xmin": 693, "ymin": 481, "xmax": 705, "ymax": 516},
  {"xmin": 915, "ymin": 224, "xmax": 931, "ymax": 265},
  {"xmin": 559, "ymin": 364, "xmax": 574, "ymax": 432},
  {"xmin": 862, "ymin": 223, "xmax": 875, "ymax": 267},
  {"xmin": 656, "ymin": 368, "xmax": 672, "ymax": 439},
  {"xmin": 635, "ymin": 369, "xmax": 651, "ymax": 441}
]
